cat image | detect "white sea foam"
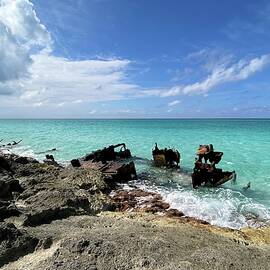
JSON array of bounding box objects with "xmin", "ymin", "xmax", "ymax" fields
[
  {"xmin": 134, "ymin": 182, "xmax": 270, "ymax": 229},
  {"xmin": 6, "ymin": 145, "xmax": 38, "ymax": 160}
]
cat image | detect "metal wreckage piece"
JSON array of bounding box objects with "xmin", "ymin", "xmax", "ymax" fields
[
  {"xmin": 192, "ymin": 144, "xmax": 236, "ymax": 188},
  {"xmin": 71, "ymin": 143, "xmax": 137, "ymax": 182},
  {"xmin": 152, "ymin": 143, "xmax": 180, "ymax": 168}
]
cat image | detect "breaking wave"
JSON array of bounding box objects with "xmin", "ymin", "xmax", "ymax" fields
[{"xmin": 134, "ymin": 179, "xmax": 270, "ymax": 229}]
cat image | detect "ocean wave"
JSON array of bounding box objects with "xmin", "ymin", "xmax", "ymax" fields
[
  {"xmin": 1, "ymin": 145, "xmax": 38, "ymax": 159},
  {"xmin": 134, "ymin": 181, "xmax": 270, "ymax": 229}
]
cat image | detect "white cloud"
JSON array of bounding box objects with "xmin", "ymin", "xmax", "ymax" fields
[
  {"xmin": 168, "ymin": 100, "xmax": 181, "ymax": 107},
  {"xmin": 0, "ymin": 0, "xmax": 140, "ymax": 107},
  {"xmin": 0, "ymin": 0, "xmax": 50, "ymax": 46},
  {"xmin": 0, "ymin": 0, "xmax": 51, "ymax": 86},
  {"xmin": 16, "ymin": 53, "xmax": 138, "ymax": 106},
  {"xmin": 162, "ymin": 54, "xmax": 270, "ymax": 97}
]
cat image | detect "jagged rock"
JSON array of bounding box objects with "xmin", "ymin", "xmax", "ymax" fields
[
  {"xmin": 0, "ymin": 223, "xmax": 39, "ymax": 267},
  {"xmin": 13, "ymin": 156, "xmax": 38, "ymax": 165},
  {"xmin": 0, "ymin": 176, "xmax": 23, "ymax": 200},
  {"xmin": 0, "ymin": 156, "xmax": 11, "ymax": 172},
  {"xmin": 0, "ymin": 201, "xmax": 21, "ymax": 221},
  {"xmin": 44, "ymin": 155, "xmax": 62, "ymax": 167},
  {"xmin": 70, "ymin": 159, "xmax": 80, "ymax": 167},
  {"xmin": 35, "ymin": 237, "xmax": 53, "ymax": 250},
  {"xmin": 22, "ymin": 189, "xmax": 90, "ymax": 226},
  {"xmin": 19, "ymin": 168, "xmax": 113, "ymax": 226}
]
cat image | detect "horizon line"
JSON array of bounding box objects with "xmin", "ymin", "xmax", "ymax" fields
[{"xmin": 1, "ymin": 117, "xmax": 270, "ymax": 120}]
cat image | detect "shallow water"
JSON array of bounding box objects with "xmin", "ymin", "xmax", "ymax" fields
[{"xmin": 1, "ymin": 118, "xmax": 270, "ymax": 228}]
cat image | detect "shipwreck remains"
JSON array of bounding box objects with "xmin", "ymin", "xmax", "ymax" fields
[
  {"xmin": 71, "ymin": 143, "xmax": 137, "ymax": 182},
  {"xmin": 152, "ymin": 143, "xmax": 180, "ymax": 168},
  {"xmin": 192, "ymin": 144, "xmax": 236, "ymax": 188},
  {"xmin": 0, "ymin": 139, "xmax": 23, "ymax": 148}
]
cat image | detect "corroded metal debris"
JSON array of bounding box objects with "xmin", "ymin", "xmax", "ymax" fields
[
  {"xmin": 152, "ymin": 143, "xmax": 180, "ymax": 168},
  {"xmin": 192, "ymin": 144, "xmax": 236, "ymax": 188},
  {"xmin": 71, "ymin": 143, "xmax": 137, "ymax": 182}
]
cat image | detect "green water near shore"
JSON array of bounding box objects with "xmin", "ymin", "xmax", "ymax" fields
[{"xmin": 1, "ymin": 119, "xmax": 270, "ymax": 228}]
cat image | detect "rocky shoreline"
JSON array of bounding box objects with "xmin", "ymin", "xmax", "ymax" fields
[{"xmin": 1, "ymin": 152, "xmax": 270, "ymax": 269}]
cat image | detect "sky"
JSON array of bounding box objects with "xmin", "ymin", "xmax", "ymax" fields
[{"xmin": 1, "ymin": 0, "xmax": 270, "ymax": 118}]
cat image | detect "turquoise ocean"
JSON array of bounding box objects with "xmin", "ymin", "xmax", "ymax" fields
[{"xmin": 1, "ymin": 119, "xmax": 270, "ymax": 229}]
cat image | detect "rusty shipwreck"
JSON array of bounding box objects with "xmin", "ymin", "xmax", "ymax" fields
[
  {"xmin": 152, "ymin": 143, "xmax": 181, "ymax": 168},
  {"xmin": 71, "ymin": 143, "xmax": 137, "ymax": 182},
  {"xmin": 192, "ymin": 144, "xmax": 236, "ymax": 188}
]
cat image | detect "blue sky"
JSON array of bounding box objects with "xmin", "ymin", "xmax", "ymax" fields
[{"xmin": 0, "ymin": 0, "xmax": 270, "ymax": 118}]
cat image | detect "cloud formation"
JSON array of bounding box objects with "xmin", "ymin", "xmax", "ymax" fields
[
  {"xmin": 168, "ymin": 100, "xmax": 181, "ymax": 107},
  {"xmin": 162, "ymin": 54, "xmax": 270, "ymax": 97},
  {"xmin": 19, "ymin": 53, "xmax": 137, "ymax": 106},
  {"xmin": 1, "ymin": 0, "xmax": 270, "ymax": 118},
  {"xmin": 0, "ymin": 0, "xmax": 138, "ymax": 106},
  {"xmin": 0, "ymin": 0, "xmax": 51, "ymax": 86}
]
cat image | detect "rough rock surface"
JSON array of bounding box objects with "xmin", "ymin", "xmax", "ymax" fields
[
  {"xmin": 18, "ymin": 167, "xmax": 113, "ymax": 226},
  {"xmin": 2, "ymin": 214, "xmax": 270, "ymax": 270},
  {"xmin": 0, "ymin": 223, "xmax": 38, "ymax": 267},
  {"xmin": 0, "ymin": 153, "xmax": 114, "ymax": 228}
]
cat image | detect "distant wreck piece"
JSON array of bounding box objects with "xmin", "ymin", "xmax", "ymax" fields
[
  {"xmin": 152, "ymin": 143, "xmax": 180, "ymax": 168},
  {"xmin": 1, "ymin": 139, "xmax": 23, "ymax": 148},
  {"xmin": 192, "ymin": 144, "xmax": 236, "ymax": 188},
  {"xmin": 36, "ymin": 148, "xmax": 57, "ymax": 155},
  {"xmin": 70, "ymin": 143, "xmax": 137, "ymax": 182}
]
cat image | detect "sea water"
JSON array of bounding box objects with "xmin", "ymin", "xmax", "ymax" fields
[{"xmin": 1, "ymin": 118, "xmax": 270, "ymax": 229}]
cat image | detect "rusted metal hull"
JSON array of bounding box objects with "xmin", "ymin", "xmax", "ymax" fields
[
  {"xmin": 192, "ymin": 144, "xmax": 236, "ymax": 188},
  {"xmin": 70, "ymin": 143, "xmax": 137, "ymax": 183},
  {"xmin": 213, "ymin": 171, "xmax": 236, "ymax": 187},
  {"xmin": 192, "ymin": 169, "xmax": 236, "ymax": 188},
  {"xmin": 152, "ymin": 144, "xmax": 180, "ymax": 168},
  {"xmin": 153, "ymin": 153, "xmax": 167, "ymax": 167},
  {"xmin": 82, "ymin": 160, "xmax": 137, "ymax": 182}
]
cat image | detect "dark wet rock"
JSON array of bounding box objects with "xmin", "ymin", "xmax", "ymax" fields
[
  {"xmin": 14, "ymin": 156, "xmax": 38, "ymax": 165},
  {"xmin": 0, "ymin": 156, "xmax": 12, "ymax": 172},
  {"xmin": 44, "ymin": 155, "xmax": 62, "ymax": 167},
  {"xmin": 0, "ymin": 201, "xmax": 21, "ymax": 221},
  {"xmin": 71, "ymin": 159, "xmax": 81, "ymax": 167},
  {"xmin": 46, "ymin": 155, "xmax": 54, "ymax": 161},
  {"xmin": 1, "ymin": 153, "xmax": 38, "ymax": 170},
  {"xmin": 0, "ymin": 222, "xmax": 39, "ymax": 267},
  {"xmin": 0, "ymin": 176, "xmax": 23, "ymax": 200}
]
